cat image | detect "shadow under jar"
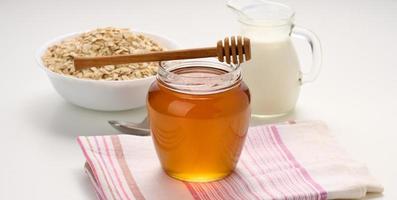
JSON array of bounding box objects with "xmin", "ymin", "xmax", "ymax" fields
[{"xmin": 147, "ymin": 59, "xmax": 251, "ymax": 182}]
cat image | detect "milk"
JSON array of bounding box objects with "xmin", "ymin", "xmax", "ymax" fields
[
  {"xmin": 228, "ymin": 0, "xmax": 322, "ymax": 117},
  {"xmin": 241, "ymin": 39, "xmax": 301, "ymax": 116}
]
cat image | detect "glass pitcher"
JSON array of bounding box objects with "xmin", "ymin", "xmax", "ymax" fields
[{"xmin": 227, "ymin": 0, "xmax": 322, "ymax": 117}]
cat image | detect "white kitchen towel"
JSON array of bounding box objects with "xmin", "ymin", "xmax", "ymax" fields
[{"xmin": 77, "ymin": 121, "xmax": 383, "ymax": 200}]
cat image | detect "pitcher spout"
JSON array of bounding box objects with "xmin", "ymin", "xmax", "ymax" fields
[
  {"xmin": 227, "ymin": 0, "xmax": 295, "ymax": 26},
  {"xmin": 226, "ymin": 0, "xmax": 265, "ymax": 20}
]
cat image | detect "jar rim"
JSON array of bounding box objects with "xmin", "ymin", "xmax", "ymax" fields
[{"xmin": 157, "ymin": 59, "xmax": 242, "ymax": 94}]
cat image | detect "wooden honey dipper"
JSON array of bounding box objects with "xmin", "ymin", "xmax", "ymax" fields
[{"xmin": 73, "ymin": 36, "xmax": 251, "ymax": 70}]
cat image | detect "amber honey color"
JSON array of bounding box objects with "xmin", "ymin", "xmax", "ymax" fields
[{"xmin": 147, "ymin": 74, "xmax": 250, "ymax": 182}]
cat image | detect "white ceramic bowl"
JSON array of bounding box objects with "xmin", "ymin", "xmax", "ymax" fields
[{"xmin": 36, "ymin": 31, "xmax": 179, "ymax": 111}]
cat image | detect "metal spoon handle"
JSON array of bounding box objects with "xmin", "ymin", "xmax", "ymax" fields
[{"xmin": 108, "ymin": 120, "xmax": 151, "ymax": 136}]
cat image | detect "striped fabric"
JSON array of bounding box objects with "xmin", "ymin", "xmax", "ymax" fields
[
  {"xmin": 183, "ymin": 125, "xmax": 326, "ymax": 200},
  {"xmin": 78, "ymin": 135, "xmax": 145, "ymax": 200},
  {"xmin": 77, "ymin": 121, "xmax": 383, "ymax": 200}
]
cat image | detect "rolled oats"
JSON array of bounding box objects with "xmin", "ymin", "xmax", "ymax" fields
[{"xmin": 42, "ymin": 27, "xmax": 165, "ymax": 81}]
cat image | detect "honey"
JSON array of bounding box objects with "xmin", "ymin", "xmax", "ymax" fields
[{"xmin": 147, "ymin": 60, "xmax": 250, "ymax": 182}]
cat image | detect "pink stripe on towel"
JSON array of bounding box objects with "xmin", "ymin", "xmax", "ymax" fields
[
  {"xmin": 180, "ymin": 125, "xmax": 326, "ymax": 200},
  {"xmin": 93, "ymin": 136, "xmax": 124, "ymax": 200},
  {"xmin": 101, "ymin": 136, "xmax": 132, "ymax": 200},
  {"xmin": 110, "ymin": 136, "xmax": 146, "ymax": 200},
  {"xmin": 270, "ymin": 126, "xmax": 327, "ymax": 200},
  {"xmin": 77, "ymin": 138, "xmax": 106, "ymax": 199}
]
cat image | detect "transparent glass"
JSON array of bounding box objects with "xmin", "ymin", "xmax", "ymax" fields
[
  {"xmin": 228, "ymin": 0, "xmax": 322, "ymax": 117},
  {"xmin": 147, "ymin": 59, "xmax": 251, "ymax": 182}
]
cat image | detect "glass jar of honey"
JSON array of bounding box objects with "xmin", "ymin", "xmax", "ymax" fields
[{"xmin": 147, "ymin": 59, "xmax": 250, "ymax": 182}]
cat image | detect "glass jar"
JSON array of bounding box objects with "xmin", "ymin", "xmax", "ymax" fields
[{"xmin": 147, "ymin": 59, "xmax": 251, "ymax": 182}]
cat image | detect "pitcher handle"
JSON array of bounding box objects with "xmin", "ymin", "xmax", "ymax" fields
[{"xmin": 291, "ymin": 26, "xmax": 322, "ymax": 84}]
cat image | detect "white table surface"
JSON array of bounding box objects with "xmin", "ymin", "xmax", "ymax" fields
[{"xmin": 1, "ymin": 0, "xmax": 396, "ymax": 199}]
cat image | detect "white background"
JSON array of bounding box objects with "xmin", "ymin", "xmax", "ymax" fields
[{"xmin": 0, "ymin": 0, "xmax": 396, "ymax": 199}]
